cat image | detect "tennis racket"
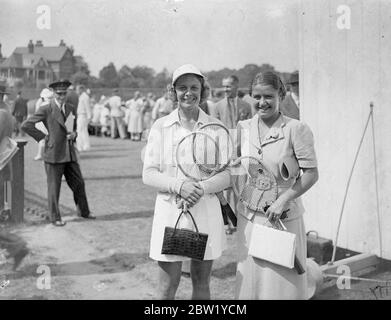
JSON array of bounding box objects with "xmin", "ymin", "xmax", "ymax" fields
[
  {"xmin": 231, "ymin": 155, "xmax": 305, "ymax": 274},
  {"xmin": 195, "ymin": 123, "xmax": 237, "ymax": 227},
  {"xmin": 175, "ymin": 123, "xmax": 237, "ymax": 226}
]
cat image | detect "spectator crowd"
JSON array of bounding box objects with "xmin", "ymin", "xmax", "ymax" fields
[{"xmin": 0, "ymin": 71, "xmax": 300, "ymax": 153}]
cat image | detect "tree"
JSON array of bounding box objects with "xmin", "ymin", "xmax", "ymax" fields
[
  {"xmin": 99, "ymin": 62, "xmax": 119, "ymax": 87},
  {"xmin": 118, "ymin": 65, "xmax": 136, "ymax": 88},
  {"xmin": 70, "ymin": 71, "xmax": 90, "ymax": 86},
  {"xmin": 130, "ymin": 65, "xmax": 155, "ymax": 88},
  {"xmin": 73, "ymin": 55, "xmax": 91, "ymax": 75},
  {"xmin": 153, "ymin": 68, "xmax": 170, "ymax": 88},
  {"xmin": 237, "ymin": 64, "xmax": 261, "ymax": 89},
  {"xmin": 118, "ymin": 65, "xmax": 133, "ymax": 80}
]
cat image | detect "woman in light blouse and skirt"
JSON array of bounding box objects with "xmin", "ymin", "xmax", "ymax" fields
[
  {"xmin": 235, "ymin": 71, "xmax": 319, "ymax": 299},
  {"xmin": 142, "ymin": 64, "xmax": 230, "ymax": 300}
]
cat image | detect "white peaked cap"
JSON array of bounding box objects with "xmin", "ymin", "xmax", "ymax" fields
[{"xmin": 172, "ymin": 64, "xmax": 204, "ymax": 85}]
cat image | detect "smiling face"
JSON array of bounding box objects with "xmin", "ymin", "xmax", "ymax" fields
[
  {"xmin": 54, "ymin": 91, "xmax": 67, "ymax": 105},
  {"xmin": 222, "ymin": 78, "xmax": 238, "ymax": 99},
  {"xmin": 174, "ymin": 74, "xmax": 202, "ymax": 110},
  {"xmin": 251, "ymin": 84, "xmax": 281, "ymax": 122}
]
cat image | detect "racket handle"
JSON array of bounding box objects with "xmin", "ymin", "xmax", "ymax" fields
[
  {"xmin": 220, "ymin": 203, "xmax": 229, "ymax": 225},
  {"xmin": 220, "ymin": 203, "xmax": 237, "ymax": 227},
  {"xmin": 294, "ymin": 255, "xmax": 306, "ymax": 275}
]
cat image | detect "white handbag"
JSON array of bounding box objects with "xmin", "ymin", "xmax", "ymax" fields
[{"xmin": 248, "ymin": 223, "xmax": 297, "ymax": 269}]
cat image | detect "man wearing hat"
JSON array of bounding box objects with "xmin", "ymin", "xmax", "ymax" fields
[
  {"xmin": 280, "ymin": 71, "xmax": 300, "ymax": 120},
  {"xmin": 22, "ymin": 80, "xmax": 95, "ymax": 226}
]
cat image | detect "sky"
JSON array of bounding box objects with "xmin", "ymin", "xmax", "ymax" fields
[{"xmin": 0, "ymin": 0, "xmax": 300, "ymax": 77}]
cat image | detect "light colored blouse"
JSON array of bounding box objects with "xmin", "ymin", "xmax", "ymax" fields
[{"xmin": 142, "ymin": 108, "xmax": 231, "ymax": 197}]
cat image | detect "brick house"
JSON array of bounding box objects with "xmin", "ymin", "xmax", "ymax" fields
[{"xmin": 0, "ymin": 40, "xmax": 76, "ymax": 88}]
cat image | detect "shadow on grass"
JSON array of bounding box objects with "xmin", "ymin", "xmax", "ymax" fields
[
  {"xmin": 70, "ymin": 211, "xmax": 154, "ymax": 223},
  {"xmin": 88, "ymin": 146, "xmax": 133, "ymax": 152},
  {"xmin": 7, "ymin": 252, "xmax": 150, "ymax": 280},
  {"xmin": 79, "ymin": 153, "xmax": 129, "ymax": 160},
  {"xmin": 83, "ymin": 174, "xmax": 142, "ymax": 181}
]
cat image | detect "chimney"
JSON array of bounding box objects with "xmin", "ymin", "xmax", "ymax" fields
[
  {"xmin": 59, "ymin": 39, "xmax": 66, "ymax": 47},
  {"xmin": 28, "ymin": 40, "xmax": 34, "ymax": 53},
  {"xmin": 35, "ymin": 40, "xmax": 43, "ymax": 47}
]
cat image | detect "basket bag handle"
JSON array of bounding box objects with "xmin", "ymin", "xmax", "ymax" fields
[{"xmin": 173, "ymin": 203, "xmax": 200, "ymax": 235}]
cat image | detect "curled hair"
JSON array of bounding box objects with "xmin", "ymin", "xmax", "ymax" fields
[
  {"xmin": 169, "ymin": 74, "xmax": 209, "ymax": 104},
  {"xmin": 249, "ymin": 71, "xmax": 286, "ymax": 100}
]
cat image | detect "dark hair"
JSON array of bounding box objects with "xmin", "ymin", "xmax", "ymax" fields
[
  {"xmin": 169, "ymin": 74, "xmax": 209, "ymax": 104},
  {"xmin": 237, "ymin": 90, "xmax": 245, "ymax": 98},
  {"xmin": 224, "ymin": 75, "xmax": 239, "ymax": 85},
  {"xmin": 249, "ymin": 71, "xmax": 286, "ymax": 100}
]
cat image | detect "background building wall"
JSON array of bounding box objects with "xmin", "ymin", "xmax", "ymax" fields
[{"xmin": 299, "ymin": 0, "xmax": 391, "ymax": 258}]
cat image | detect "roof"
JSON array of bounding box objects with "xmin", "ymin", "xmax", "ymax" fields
[
  {"xmin": 14, "ymin": 46, "xmax": 68, "ymax": 62},
  {"xmin": 0, "ymin": 53, "xmax": 49, "ymax": 69}
]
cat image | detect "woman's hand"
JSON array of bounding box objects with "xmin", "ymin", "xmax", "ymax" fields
[
  {"xmin": 265, "ymin": 167, "xmax": 319, "ymax": 222},
  {"xmin": 179, "ymin": 181, "xmax": 204, "ymax": 207},
  {"xmin": 265, "ymin": 198, "xmax": 289, "ymax": 223}
]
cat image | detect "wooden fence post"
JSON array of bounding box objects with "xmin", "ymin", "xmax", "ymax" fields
[{"xmin": 9, "ymin": 139, "xmax": 28, "ymax": 223}]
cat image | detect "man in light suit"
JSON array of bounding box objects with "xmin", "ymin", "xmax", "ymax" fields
[
  {"xmin": 108, "ymin": 88, "xmax": 126, "ymax": 139},
  {"xmin": 22, "ymin": 80, "xmax": 95, "ymax": 226},
  {"xmin": 280, "ymin": 71, "xmax": 300, "ymax": 120},
  {"xmin": 210, "ymin": 75, "xmax": 252, "ymax": 129},
  {"xmin": 210, "ymin": 75, "xmax": 252, "ymax": 234}
]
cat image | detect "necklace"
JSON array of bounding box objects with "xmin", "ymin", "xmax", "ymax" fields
[{"xmin": 256, "ymin": 119, "xmax": 266, "ymax": 159}]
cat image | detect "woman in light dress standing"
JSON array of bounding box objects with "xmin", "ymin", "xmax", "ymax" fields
[
  {"xmin": 143, "ymin": 64, "xmax": 230, "ymax": 299},
  {"xmin": 76, "ymin": 85, "xmax": 92, "ymax": 151},
  {"xmin": 126, "ymin": 91, "xmax": 143, "ymax": 141},
  {"xmin": 235, "ymin": 71, "xmax": 319, "ymax": 300}
]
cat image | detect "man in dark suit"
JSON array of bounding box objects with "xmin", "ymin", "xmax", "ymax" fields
[
  {"xmin": 65, "ymin": 85, "xmax": 79, "ymax": 113},
  {"xmin": 22, "ymin": 80, "xmax": 95, "ymax": 226},
  {"xmin": 280, "ymin": 71, "xmax": 300, "ymax": 120},
  {"xmin": 12, "ymin": 91, "xmax": 28, "ymax": 137}
]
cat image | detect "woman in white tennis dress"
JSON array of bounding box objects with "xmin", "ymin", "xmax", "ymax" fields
[
  {"xmin": 142, "ymin": 64, "xmax": 230, "ymax": 300},
  {"xmin": 235, "ymin": 71, "xmax": 319, "ymax": 299}
]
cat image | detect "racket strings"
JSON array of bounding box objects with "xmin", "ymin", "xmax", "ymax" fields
[
  {"xmin": 176, "ymin": 131, "xmax": 221, "ymax": 181},
  {"xmin": 232, "ymin": 157, "xmax": 278, "ymax": 213},
  {"xmin": 194, "ymin": 123, "xmax": 234, "ymax": 174}
]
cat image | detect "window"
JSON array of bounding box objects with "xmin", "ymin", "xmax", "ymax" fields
[{"xmin": 38, "ymin": 70, "xmax": 45, "ymax": 80}]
